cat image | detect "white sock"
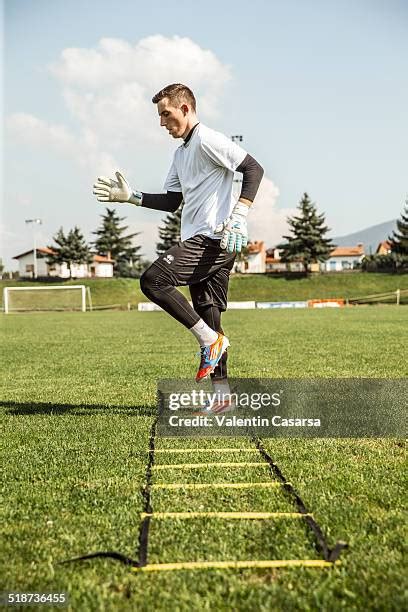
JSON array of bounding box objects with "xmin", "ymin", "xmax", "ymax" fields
[
  {"xmin": 212, "ymin": 379, "xmax": 231, "ymax": 397},
  {"xmin": 190, "ymin": 319, "xmax": 219, "ymax": 346},
  {"xmin": 212, "ymin": 379, "xmax": 235, "ymax": 411}
]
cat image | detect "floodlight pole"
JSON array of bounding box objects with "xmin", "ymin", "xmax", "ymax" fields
[{"xmin": 25, "ymin": 218, "xmax": 42, "ymax": 279}]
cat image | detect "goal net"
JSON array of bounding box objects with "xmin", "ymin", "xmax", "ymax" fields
[{"xmin": 3, "ymin": 285, "xmax": 89, "ymax": 313}]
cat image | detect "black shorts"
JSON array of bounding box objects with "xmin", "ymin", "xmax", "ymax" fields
[{"xmin": 153, "ymin": 234, "xmax": 236, "ymax": 312}]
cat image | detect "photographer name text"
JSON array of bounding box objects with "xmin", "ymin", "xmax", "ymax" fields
[{"xmin": 168, "ymin": 415, "xmax": 321, "ymax": 428}]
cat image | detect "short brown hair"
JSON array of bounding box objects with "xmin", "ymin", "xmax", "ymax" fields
[{"xmin": 152, "ymin": 83, "xmax": 196, "ymax": 112}]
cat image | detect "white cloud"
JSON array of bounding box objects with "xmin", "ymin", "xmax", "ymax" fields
[
  {"xmin": 7, "ymin": 113, "xmax": 76, "ymax": 154},
  {"xmin": 6, "ymin": 112, "xmax": 117, "ymax": 175},
  {"xmin": 50, "ymin": 35, "xmax": 231, "ymax": 117},
  {"xmin": 7, "ymin": 35, "xmax": 232, "ymax": 180},
  {"xmin": 248, "ymin": 176, "xmax": 296, "ymax": 247}
]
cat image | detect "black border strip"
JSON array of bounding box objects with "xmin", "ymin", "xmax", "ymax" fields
[
  {"xmin": 253, "ymin": 436, "xmax": 347, "ymax": 563},
  {"xmin": 136, "ymin": 418, "xmax": 157, "ymax": 566}
]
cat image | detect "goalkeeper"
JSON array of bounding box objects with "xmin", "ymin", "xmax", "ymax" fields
[{"xmin": 93, "ymin": 83, "xmax": 263, "ymax": 384}]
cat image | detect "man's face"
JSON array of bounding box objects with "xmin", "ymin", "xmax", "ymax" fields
[{"xmin": 157, "ymin": 98, "xmax": 189, "ymax": 139}]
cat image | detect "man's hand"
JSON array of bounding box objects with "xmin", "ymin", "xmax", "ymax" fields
[
  {"xmin": 93, "ymin": 171, "xmax": 142, "ymax": 206},
  {"xmin": 215, "ymin": 202, "xmax": 250, "ymax": 253}
]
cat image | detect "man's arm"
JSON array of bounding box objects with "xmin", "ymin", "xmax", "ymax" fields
[
  {"xmin": 141, "ymin": 191, "xmax": 183, "ymax": 213},
  {"xmin": 236, "ymin": 153, "xmax": 264, "ymax": 205}
]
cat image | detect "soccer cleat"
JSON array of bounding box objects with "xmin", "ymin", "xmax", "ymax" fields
[{"xmin": 195, "ymin": 333, "xmax": 230, "ymax": 383}]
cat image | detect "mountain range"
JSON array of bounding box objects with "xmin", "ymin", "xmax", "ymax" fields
[{"xmin": 332, "ymin": 219, "xmax": 397, "ymax": 254}]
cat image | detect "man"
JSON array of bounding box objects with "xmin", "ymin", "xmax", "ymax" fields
[{"xmin": 93, "ymin": 83, "xmax": 263, "ymax": 387}]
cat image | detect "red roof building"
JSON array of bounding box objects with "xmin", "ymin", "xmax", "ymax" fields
[
  {"xmin": 376, "ymin": 240, "xmax": 392, "ymax": 255},
  {"xmin": 13, "ymin": 248, "xmax": 115, "ymax": 278}
]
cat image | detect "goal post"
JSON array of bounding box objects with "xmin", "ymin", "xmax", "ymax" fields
[{"xmin": 2, "ymin": 285, "xmax": 89, "ymax": 314}]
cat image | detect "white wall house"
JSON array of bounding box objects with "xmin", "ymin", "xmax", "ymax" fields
[
  {"xmin": 89, "ymin": 255, "xmax": 115, "ymax": 278},
  {"xmin": 13, "ymin": 247, "xmax": 114, "ymax": 278},
  {"xmin": 321, "ymin": 244, "xmax": 365, "ymax": 272},
  {"xmin": 231, "ymin": 241, "xmax": 367, "ymax": 274},
  {"xmin": 235, "ymin": 241, "xmax": 266, "ymax": 273},
  {"xmin": 236, "ymin": 243, "xmax": 310, "ymax": 273},
  {"xmin": 265, "ymin": 248, "xmax": 304, "ymax": 273}
]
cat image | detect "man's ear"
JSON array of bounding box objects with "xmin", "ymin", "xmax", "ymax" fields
[{"xmin": 181, "ymin": 104, "xmax": 189, "ymax": 115}]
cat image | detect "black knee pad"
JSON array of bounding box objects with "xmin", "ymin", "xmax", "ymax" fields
[{"xmin": 140, "ymin": 263, "xmax": 174, "ymax": 299}]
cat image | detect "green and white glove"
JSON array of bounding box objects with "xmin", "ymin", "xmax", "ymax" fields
[
  {"xmin": 93, "ymin": 171, "xmax": 142, "ymax": 206},
  {"xmin": 215, "ymin": 202, "xmax": 249, "ymax": 253}
]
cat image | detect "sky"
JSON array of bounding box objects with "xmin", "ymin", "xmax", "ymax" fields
[{"xmin": 2, "ymin": 0, "xmax": 408, "ymax": 269}]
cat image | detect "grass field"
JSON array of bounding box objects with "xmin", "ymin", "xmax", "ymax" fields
[
  {"xmin": 1, "ymin": 307, "xmax": 407, "ymax": 611},
  {"xmin": 2, "ymin": 271, "xmax": 408, "ymax": 309}
]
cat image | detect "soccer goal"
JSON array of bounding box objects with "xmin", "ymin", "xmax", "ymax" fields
[{"xmin": 3, "ymin": 285, "xmax": 90, "ymax": 313}]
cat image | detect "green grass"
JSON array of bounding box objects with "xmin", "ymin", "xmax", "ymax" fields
[
  {"xmin": 2, "ymin": 271, "xmax": 408, "ymax": 309},
  {"xmin": 1, "ymin": 308, "xmax": 407, "ymax": 611}
]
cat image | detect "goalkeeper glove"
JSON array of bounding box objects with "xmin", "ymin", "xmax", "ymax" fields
[
  {"xmin": 93, "ymin": 171, "xmax": 142, "ymax": 206},
  {"xmin": 215, "ymin": 202, "xmax": 249, "ymax": 253}
]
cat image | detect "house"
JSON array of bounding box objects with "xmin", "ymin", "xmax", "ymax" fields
[
  {"xmin": 265, "ymin": 248, "xmax": 304, "ymax": 273},
  {"xmin": 236, "ymin": 243, "xmax": 309, "ymax": 274},
  {"xmin": 376, "ymin": 240, "xmax": 392, "ymax": 255},
  {"xmin": 88, "ymin": 254, "xmax": 115, "ymax": 278},
  {"xmin": 234, "ymin": 240, "xmax": 367, "ymax": 274},
  {"xmin": 13, "ymin": 247, "xmax": 114, "ymax": 278},
  {"xmin": 234, "ymin": 241, "xmax": 266, "ymax": 273},
  {"xmin": 321, "ymin": 244, "xmax": 365, "ymax": 272},
  {"xmin": 265, "ymin": 253, "xmax": 287, "ymax": 273}
]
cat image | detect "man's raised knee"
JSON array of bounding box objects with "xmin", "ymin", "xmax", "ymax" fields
[{"xmin": 140, "ymin": 266, "xmax": 155, "ymax": 297}]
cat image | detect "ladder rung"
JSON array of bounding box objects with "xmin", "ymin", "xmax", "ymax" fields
[
  {"xmin": 133, "ymin": 559, "xmax": 338, "ymax": 572},
  {"xmin": 141, "ymin": 511, "xmax": 310, "ymax": 520},
  {"xmin": 149, "ymin": 482, "xmax": 288, "ymax": 490},
  {"xmin": 153, "ymin": 448, "xmax": 258, "ymax": 454},
  {"xmin": 153, "ymin": 462, "xmax": 269, "ymax": 470}
]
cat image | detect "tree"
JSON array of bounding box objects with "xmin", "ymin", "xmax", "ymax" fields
[
  {"xmin": 156, "ymin": 207, "xmax": 182, "ymax": 255},
  {"xmin": 93, "ymin": 208, "xmax": 143, "ymax": 277},
  {"xmin": 47, "ymin": 226, "xmax": 92, "ymax": 278},
  {"xmin": 388, "ymin": 198, "xmax": 408, "ymax": 256},
  {"xmin": 277, "ymin": 193, "xmax": 335, "ymax": 273},
  {"xmin": 362, "ymin": 198, "xmax": 408, "ymax": 273}
]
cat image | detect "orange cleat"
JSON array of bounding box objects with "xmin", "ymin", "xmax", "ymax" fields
[{"xmin": 195, "ymin": 333, "xmax": 230, "ymax": 383}]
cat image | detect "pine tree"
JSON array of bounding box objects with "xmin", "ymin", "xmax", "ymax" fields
[
  {"xmin": 388, "ymin": 198, "xmax": 408, "ymax": 255},
  {"xmin": 47, "ymin": 226, "xmax": 92, "ymax": 278},
  {"xmin": 156, "ymin": 207, "xmax": 182, "ymax": 255},
  {"xmin": 47, "ymin": 228, "xmax": 70, "ymax": 270},
  {"xmin": 93, "ymin": 208, "xmax": 143, "ymax": 277},
  {"xmin": 277, "ymin": 193, "xmax": 335, "ymax": 272}
]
